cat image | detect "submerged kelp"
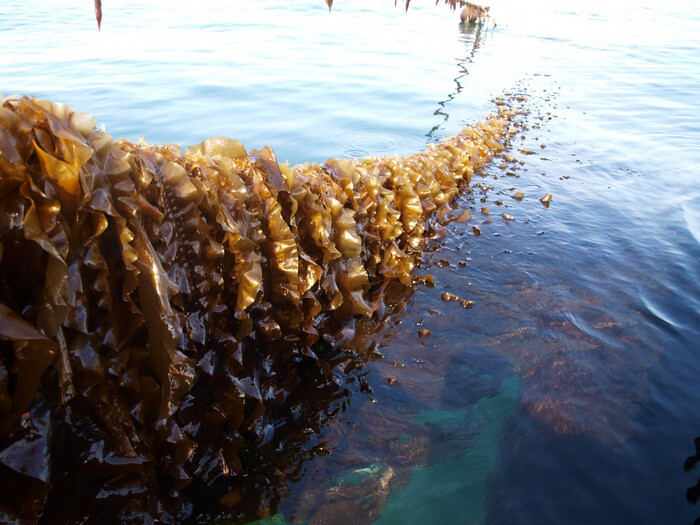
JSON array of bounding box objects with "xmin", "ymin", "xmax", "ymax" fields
[{"xmin": 0, "ymin": 95, "xmax": 512, "ymax": 522}]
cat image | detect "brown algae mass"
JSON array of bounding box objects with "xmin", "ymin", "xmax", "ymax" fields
[{"xmin": 0, "ymin": 95, "xmax": 514, "ymax": 522}]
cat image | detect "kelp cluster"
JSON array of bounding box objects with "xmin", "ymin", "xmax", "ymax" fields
[
  {"xmin": 0, "ymin": 95, "xmax": 511, "ymax": 522},
  {"xmin": 93, "ymin": 1, "xmax": 482, "ymax": 29}
]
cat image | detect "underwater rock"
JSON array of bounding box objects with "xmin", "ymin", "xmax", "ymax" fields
[
  {"xmin": 308, "ymin": 463, "xmax": 394, "ymax": 525},
  {"xmin": 0, "ymin": 95, "xmax": 512, "ymax": 522}
]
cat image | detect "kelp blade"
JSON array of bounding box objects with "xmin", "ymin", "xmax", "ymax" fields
[{"xmin": 0, "ymin": 95, "xmax": 513, "ymax": 522}]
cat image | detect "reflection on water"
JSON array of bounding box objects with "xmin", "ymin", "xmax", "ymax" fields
[{"xmin": 427, "ymin": 20, "xmax": 489, "ymax": 142}]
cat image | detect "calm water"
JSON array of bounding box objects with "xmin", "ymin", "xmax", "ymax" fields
[{"xmin": 2, "ymin": 0, "xmax": 700, "ymax": 523}]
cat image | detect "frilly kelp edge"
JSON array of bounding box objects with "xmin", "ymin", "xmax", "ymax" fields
[{"xmin": 0, "ymin": 94, "xmax": 516, "ymax": 523}]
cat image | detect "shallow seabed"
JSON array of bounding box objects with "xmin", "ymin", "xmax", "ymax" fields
[{"xmin": 2, "ymin": 0, "xmax": 700, "ymax": 523}]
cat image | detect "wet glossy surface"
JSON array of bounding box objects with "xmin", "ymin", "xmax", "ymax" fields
[{"xmin": 2, "ymin": 0, "xmax": 700, "ymax": 523}]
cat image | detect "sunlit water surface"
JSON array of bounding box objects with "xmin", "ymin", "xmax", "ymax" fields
[{"xmin": 2, "ymin": 0, "xmax": 700, "ymax": 523}]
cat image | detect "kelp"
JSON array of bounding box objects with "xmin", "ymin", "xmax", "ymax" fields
[
  {"xmin": 0, "ymin": 95, "xmax": 512, "ymax": 522},
  {"xmin": 94, "ymin": 0, "xmax": 102, "ymax": 30},
  {"xmin": 93, "ymin": 1, "xmax": 480, "ymax": 29}
]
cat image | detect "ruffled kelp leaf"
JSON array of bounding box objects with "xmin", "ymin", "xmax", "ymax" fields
[{"xmin": 0, "ymin": 95, "xmax": 514, "ymax": 522}]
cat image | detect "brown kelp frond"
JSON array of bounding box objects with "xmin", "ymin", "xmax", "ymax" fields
[
  {"xmin": 94, "ymin": 0, "xmax": 102, "ymax": 30},
  {"xmin": 439, "ymin": 0, "xmax": 463, "ymax": 9},
  {"xmin": 0, "ymin": 94, "xmax": 513, "ymax": 522}
]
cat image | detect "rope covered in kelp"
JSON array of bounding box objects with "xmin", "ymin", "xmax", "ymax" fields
[{"xmin": 0, "ymin": 95, "xmax": 512, "ymax": 522}]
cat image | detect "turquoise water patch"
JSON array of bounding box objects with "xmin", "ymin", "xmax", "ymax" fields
[
  {"xmin": 375, "ymin": 375, "xmax": 519, "ymax": 525},
  {"xmin": 414, "ymin": 408, "xmax": 469, "ymax": 428}
]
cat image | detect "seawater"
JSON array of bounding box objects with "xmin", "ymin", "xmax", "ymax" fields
[{"xmin": 2, "ymin": 0, "xmax": 700, "ymax": 523}]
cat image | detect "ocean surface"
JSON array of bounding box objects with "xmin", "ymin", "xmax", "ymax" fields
[{"xmin": 2, "ymin": 0, "xmax": 700, "ymax": 523}]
